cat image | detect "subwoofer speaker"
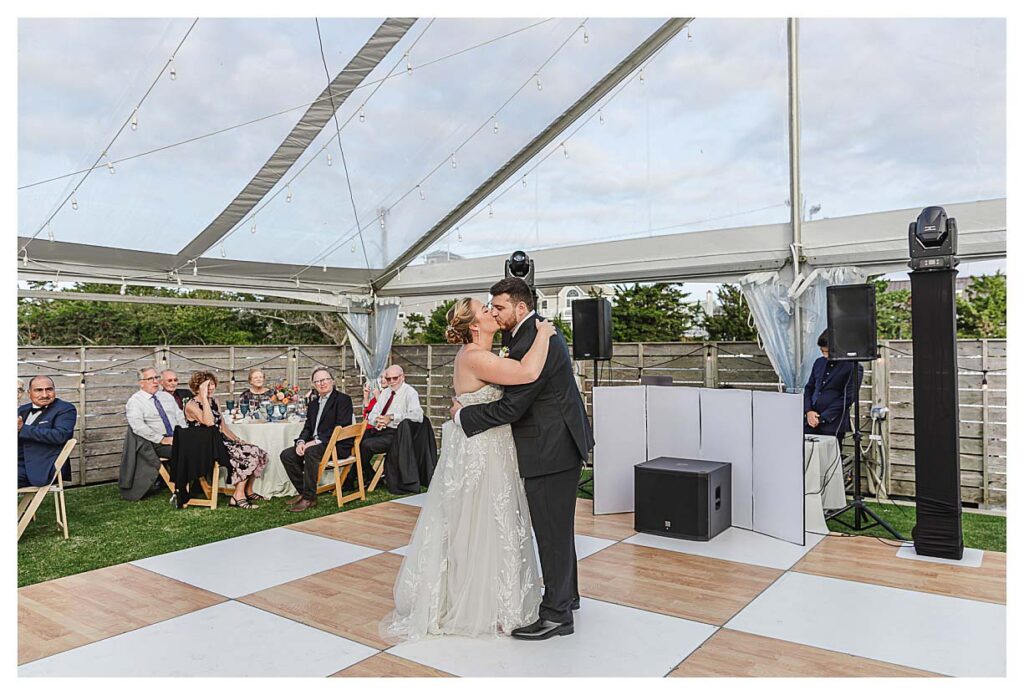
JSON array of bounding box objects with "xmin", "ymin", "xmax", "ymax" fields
[
  {"xmin": 634, "ymin": 458, "xmax": 732, "ymax": 541},
  {"xmin": 826, "ymin": 284, "xmax": 878, "ymax": 361},
  {"xmin": 572, "ymin": 297, "xmax": 612, "ymax": 361}
]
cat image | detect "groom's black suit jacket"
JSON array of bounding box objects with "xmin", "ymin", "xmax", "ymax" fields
[{"xmin": 460, "ymin": 314, "xmax": 594, "ymax": 479}]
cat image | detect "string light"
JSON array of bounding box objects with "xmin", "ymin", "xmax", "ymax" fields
[
  {"xmin": 418, "ymin": 185, "xmax": 425, "ymax": 201},
  {"xmin": 105, "ymin": 154, "xmax": 115, "ymax": 174},
  {"xmin": 457, "ymin": 228, "xmax": 462, "ymax": 242},
  {"xmin": 219, "ymin": 243, "xmax": 226, "ymax": 258},
  {"xmin": 295, "ymin": 278, "xmax": 301, "ymax": 287},
  {"xmin": 535, "ymin": 74, "xmax": 542, "ymax": 91},
  {"xmin": 176, "ymin": 272, "xmax": 182, "ymax": 287},
  {"xmin": 379, "ymin": 213, "xmax": 386, "ymax": 230},
  {"xmin": 358, "ymin": 107, "xmax": 365, "ymax": 123},
  {"xmin": 493, "ymin": 116, "xmax": 499, "ymax": 134},
  {"xmin": 120, "ymin": 278, "xmax": 126, "ymax": 294},
  {"xmin": 488, "ymin": 203, "xmax": 494, "ymax": 218},
  {"xmin": 583, "ymin": 28, "xmax": 589, "ymax": 44},
  {"xmin": 687, "ymin": 27, "xmax": 693, "ymax": 41},
  {"xmin": 450, "ymin": 153, "xmax": 457, "ymax": 169},
  {"xmin": 599, "ymin": 110, "xmax": 605, "ymax": 125},
  {"xmin": 71, "ymin": 192, "xmax": 78, "ymax": 210},
  {"xmin": 130, "ymin": 110, "xmax": 138, "ymax": 131},
  {"xmin": 250, "ymin": 219, "xmax": 257, "ymax": 234},
  {"xmin": 192, "ymin": 260, "xmax": 198, "ymax": 276},
  {"xmin": 286, "ymin": 184, "xmax": 292, "ymax": 203},
  {"xmin": 639, "ymin": 68, "xmax": 645, "ymax": 84},
  {"xmin": 169, "ymin": 58, "xmax": 177, "ymax": 81},
  {"xmin": 22, "ymin": 251, "xmax": 28, "ymax": 267},
  {"xmin": 522, "ymin": 174, "xmax": 528, "ymax": 188},
  {"xmin": 326, "ymin": 152, "xmax": 332, "ymax": 167},
  {"xmin": 562, "ymin": 142, "xmax": 569, "ymax": 158},
  {"xmin": 406, "ymin": 54, "xmax": 413, "ymax": 75},
  {"xmin": 350, "ymin": 242, "xmax": 356, "ymax": 252},
  {"xmin": 322, "ymin": 262, "xmax": 327, "ymax": 272}
]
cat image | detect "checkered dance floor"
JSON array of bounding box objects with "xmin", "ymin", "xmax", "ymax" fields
[{"xmin": 19, "ymin": 497, "xmax": 1006, "ymax": 677}]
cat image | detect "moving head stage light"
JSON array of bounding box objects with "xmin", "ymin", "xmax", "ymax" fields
[
  {"xmin": 909, "ymin": 206, "xmax": 959, "ymax": 271},
  {"xmin": 504, "ymin": 250, "xmax": 535, "ymax": 286}
]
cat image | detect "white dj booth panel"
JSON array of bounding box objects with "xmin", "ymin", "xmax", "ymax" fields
[
  {"xmin": 752, "ymin": 391, "xmax": 806, "ymax": 545},
  {"xmin": 593, "ymin": 385, "xmax": 647, "ymax": 514},
  {"xmin": 646, "ymin": 386, "xmax": 701, "ymax": 460},
  {"xmin": 698, "ymin": 388, "xmax": 754, "ymax": 530}
]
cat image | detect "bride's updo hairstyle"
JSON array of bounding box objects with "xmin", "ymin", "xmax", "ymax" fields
[{"xmin": 445, "ymin": 298, "xmax": 476, "ymax": 345}]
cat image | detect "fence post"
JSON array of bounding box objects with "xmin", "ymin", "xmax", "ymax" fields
[
  {"xmin": 880, "ymin": 340, "xmax": 892, "ymax": 494},
  {"xmin": 981, "ymin": 338, "xmax": 990, "ymax": 507},
  {"xmin": 704, "ymin": 342, "xmax": 717, "ymax": 387},
  {"xmin": 637, "ymin": 343, "xmax": 644, "ymax": 382},
  {"xmin": 287, "ymin": 346, "xmax": 298, "ymax": 387},
  {"xmin": 229, "ymin": 346, "xmax": 236, "ymax": 400},
  {"xmin": 77, "ymin": 346, "xmax": 88, "ymax": 486},
  {"xmin": 426, "ymin": 344, "xmax": 434, "ymax": 422}
]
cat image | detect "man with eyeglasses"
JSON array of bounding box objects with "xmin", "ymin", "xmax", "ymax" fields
[
  {"xmin": 280, "ymin": 367, "xmax": 354, "ymax": 512},
  {"xmin": 18, "ymin": 375, "xmax": 78, "ymax": 488},
  {"xmin": 126, "ymin": 367, "xmax": 187, "ymax": 459},
  {"xmin": 358, "ymin": 365, "xmax": 429, "ymax": 493}
]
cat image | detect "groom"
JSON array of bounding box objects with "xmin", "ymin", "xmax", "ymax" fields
[{"xmin": 451, "ymin": 276, "xmax": 595, "ymax": 640}]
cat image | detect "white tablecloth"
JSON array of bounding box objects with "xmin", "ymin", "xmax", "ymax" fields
[
  {"xmin": 229, "ymin": 420, "xmax": 335, "ymax": 498},
  {"xmin": 804, "ymin": 434, "xmax": 848, "ymax": 534}
]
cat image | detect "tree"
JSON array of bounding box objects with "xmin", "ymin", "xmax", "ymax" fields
[
  {"xmin": 552, "ymin": 315, "xmax": 573, "ymax": 342},
  {"xmin": 873, "ymin": 278, "xmax": 913, "ymax": 339},
  {"xmin": 396, "ymin": 312, "xmax": 428, "ymax": 344},
  {"xmin": 610, "ymin": 283, "xmax": 700, "ymax": 342},
  {"xmin": 700, "ymin": 284, "xmax": 758, "ymax": 341},
  {"xmin": 957, "ymin": 272, "xmax": 1007, "ymax": 338},
  {"xmin": 424, "ymin": 300, "xmax": 458, "ymax": 344}
]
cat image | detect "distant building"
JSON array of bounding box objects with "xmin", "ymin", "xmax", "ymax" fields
[{"xmin": 423, "ymin": 250, "xmax": 464, "ymax": 264}]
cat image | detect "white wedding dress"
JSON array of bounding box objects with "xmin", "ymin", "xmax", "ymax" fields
[{"xmin": 381, "ymin": 383, "xmax": 541, "ymax": 640}]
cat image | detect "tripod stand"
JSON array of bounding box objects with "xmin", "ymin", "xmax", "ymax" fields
[{"xmin": 826, "ymin": 395, "xmax": 905, "ymax": 540}]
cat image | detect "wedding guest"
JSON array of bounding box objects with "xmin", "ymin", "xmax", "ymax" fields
[
  {"xmin": 126, "ymin": 367, "xmax": 186, "ymax": 459},
  {"xmin": 359, "ymin": 365, "xmax": 423, "ymax": 483},
  {"xmin": 183, "ymin": 371, "xmax": 268, "ymax": 509},
  {"xmin": 160, "ymin": 369, "xmax": 194, "ymax": 411},
  {"xmin": 361, "ymin": 373, "xmax": 389, "ymax": 433},
  {"xmin": 239, "ymin": 368, "xmax": 273, "ymax": 408},
  {"xmin": 18, "ymin": 376, "xmax": 78, "ymax": 487},
  {"xmin": 280, "ymin": 367, "xmax": 354, "ymax": 512}
]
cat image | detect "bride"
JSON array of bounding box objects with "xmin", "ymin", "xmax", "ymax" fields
[{"xmin": 381, "ymin": 297, "xmax": 556, "ymax": 640}]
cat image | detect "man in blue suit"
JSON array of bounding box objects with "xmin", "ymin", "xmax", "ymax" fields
[
  {"xmin": 17, "ymin": 376, "xmax": 78, "ymax": 487},
  {"xmin": 804, "ymin": 331, "xmax": 862, "ymax": 443}
]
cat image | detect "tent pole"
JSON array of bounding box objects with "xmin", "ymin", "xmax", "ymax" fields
[{"xmin": 787, "ymin": 17, "xmax": 804, "ymax": 390}]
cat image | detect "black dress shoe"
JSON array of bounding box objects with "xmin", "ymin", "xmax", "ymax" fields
[
  {"xmin": 571, "ymin": 598, "xmax": 580, "ymax": 610},
  {"xmin": 511, "ymin": 618, "xmax": 574, "ymax": 640}
]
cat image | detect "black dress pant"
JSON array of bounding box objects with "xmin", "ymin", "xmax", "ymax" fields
[
  {"xmin": 524, "ymin": 462, "xmax": 582, "ymax": 625},
  {"xmin": 280, "ymin": 442, "xmax": 327, "ymax": 500},
  {"xmin": 358, "ymin": 429, "xmax": 395, "ymax": 483}
]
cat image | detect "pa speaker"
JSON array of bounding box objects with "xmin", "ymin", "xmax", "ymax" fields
[
  {"xmin": 572, "ymin": 297, "xmax": 612, "ymax": 361},
  {"xmin": 634, "ymin": 457, "xmax": 732, "ymax": 541},
  {"xmin": 826, "ymin": 284, "xmax": 878, "ymax": 361}
]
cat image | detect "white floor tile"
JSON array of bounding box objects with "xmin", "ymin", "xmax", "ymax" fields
[
  {"xmin": 391, "ymin": 545, "xmax": 409, "ymax": 556},
  {"xmin": 624, "ymin": 527, "xmax": 823, "ymax": 570},
  {"xmin": 726, "ymin": 572, "xmax": 1005, "ymax": 677},
  {"xmin": 131, "ymin": 527, "xmax": 381, "ymax": 598},
  {"xmin": 387, "ymin": 597, "xmax": 716, "ymax": 677},
  {"xmin": 397, "ymin": 534, "xmax": 614, "ymax": 564},
  {"xmin": 19, "ymin": 601, "xmax": 378, "ymax": 677},
  {"xmin": 896, "ymin": 544, "xmax": 985, "ymax": 568},
  {"xmin": 392, "ymin": 493, "xmax": 428, "ymax": 507}
]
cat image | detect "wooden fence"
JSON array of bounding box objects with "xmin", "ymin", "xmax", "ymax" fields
[{"xmin": 18, "ymin": 340, "xmax": 1006, "ymax": 509}]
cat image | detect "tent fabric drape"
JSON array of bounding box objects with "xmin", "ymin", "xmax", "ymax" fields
[
  {"xmin": 347, "ymin": 298, "xmax": 401, "ymax": 383},
  {"xmin": 739, "ymin": 266, "xmax": 865, "ymax": 392}
]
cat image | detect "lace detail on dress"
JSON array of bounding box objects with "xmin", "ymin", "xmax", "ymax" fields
[{"xmin": 381, "ymin": 384, "xmax": 540, "ymax": 640}]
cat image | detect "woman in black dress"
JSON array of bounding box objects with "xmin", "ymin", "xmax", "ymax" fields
[
  {"xmin": 239, "ymin": 368, "xmax": 273, "ymax": 410},
  {"xmin": 185, "ymin": 371, "xmax": 269, "ymax": 509}
]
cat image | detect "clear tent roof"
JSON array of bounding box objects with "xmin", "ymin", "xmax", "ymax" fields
[{"xmin": 18, "ymin": 17, "xmax": 1006, "ymax": 299}]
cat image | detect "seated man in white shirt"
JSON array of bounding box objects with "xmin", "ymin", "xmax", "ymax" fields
[
  {"xmin": 126, "ymin": 367, "xmax": 187, "ymax": 459},
  {"xmin": 358, "ymin": 365, "xmax": 423, "ymax": 485}
]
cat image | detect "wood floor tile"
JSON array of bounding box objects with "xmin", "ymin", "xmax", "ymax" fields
[
  {"xmin": 793, "ymin": 536, "xmax": 1006, "ymax": 604},
  {"xmin": 332, "ymin": 653, "xmax": 454, "ymax": 677},
  {"xmin": 240, "ymin": 552, "xmax": 403, "ymax": 649},
  {"xmin": 669, "ymin": 629, "xmax": 940, "ymax": 677},
  {"xmin": 288, "ymin": 501, "xmax": 420, "ymax": 550},
  {"xmin": 18, "ymin": 563, "xmax": 225, "ymax": 665},
  {"xmin": 574, "ymin": 498, "xmax": 636, "ymax": 541},
  {"xmin": 578, "ymin": 543, "xmax": 781, "ymax": 626}
]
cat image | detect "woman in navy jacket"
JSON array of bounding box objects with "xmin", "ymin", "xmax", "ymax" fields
[{"xmin": 17, "ymin": 376, "xmax": 78, "ymax": 487}]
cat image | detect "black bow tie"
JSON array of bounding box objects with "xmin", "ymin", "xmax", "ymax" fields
[{"xmin": 28, "ymin": 406, "xmax": 46, "ymax": 414}]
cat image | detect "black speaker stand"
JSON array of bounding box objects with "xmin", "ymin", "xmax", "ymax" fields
[{"xmin": 826, "ymin": 397, "xmax": 905, "ymax": 540}]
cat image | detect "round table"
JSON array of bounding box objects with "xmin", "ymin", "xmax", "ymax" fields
[
  {"xmin": 229, "ymin": 420, "xmax": 336, "ymax": 498},
  {"xmin": 804, "ymin": 434, "xmax": 849, "ymax": 533}
]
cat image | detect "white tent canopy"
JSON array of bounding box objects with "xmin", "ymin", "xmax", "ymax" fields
[{"xmin": 19, "ymin": 17, "xmax": 1006, "ymax": 327}]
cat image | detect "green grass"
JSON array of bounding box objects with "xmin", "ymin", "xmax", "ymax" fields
[
  {"xmin": 826, "ymin": 501, "xmax": 1006, "ymax": 552},
  {"xmin": 17, "ymin": 482, "xmax": 405, "ymax": 588}
]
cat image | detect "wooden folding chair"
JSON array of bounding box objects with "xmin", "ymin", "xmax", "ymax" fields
[
  {"xmin": 314, "ymin": 422, "xmax": 369, "ymax": 508},
  {"xmin": 367, "ymin": 453, "xmax": 386, "ymax": 492},
  {"xmin": 18, "ymin": 438, "xmax": 76, "ymax": 541}
]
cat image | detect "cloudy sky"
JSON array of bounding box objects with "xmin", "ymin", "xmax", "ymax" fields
[{"xmin": 18, "ymin": 17, "xmax": 1006, "ymax": 277}]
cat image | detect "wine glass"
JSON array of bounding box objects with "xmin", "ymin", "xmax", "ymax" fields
[
  {"xmin": 265, "ymin": 402, "xmax": 276, "ymax": 421},
  {"xmin": 277, "ymin": 404, "xmax": 287, "ymax": 420},
  {"xmin": 225, "ymin": 399, "xmax": 235, "ymax": 418},
  {"xmin": 239, "ymin": 401, "xmax": 250, "ymax": 419}
]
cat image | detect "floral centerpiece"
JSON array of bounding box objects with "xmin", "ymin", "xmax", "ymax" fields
[{"xmin": 269, "ymin": 381, "xmax": 302, "ymax": 405}]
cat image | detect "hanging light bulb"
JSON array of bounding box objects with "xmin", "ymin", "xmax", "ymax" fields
[
  {"xmin": 687, "ymin": 27, "xmax": 693, "ymax": 41},
  {"xmin": 457, "ymin": 228, "xmax": 462, "ymax": 242},
  {"xmin": 71, "ymin": 192, "xmax": 78, "ymax": 210},
  {"xmin": 493, "ymin": 116, "xmax": 499, "ymax": 134},
  {"xmin": 358, "ymin": 107, "xmax": 365, "ymax": 123},
  {"xmin": 322, "ymin": 262, "xmax": 327, "ymax": 272},
  {"xmin": 450, "ymin": 153, "xmax": 457, "ymax": 169},
  {"xmin": 418, "ymin": 185, "xmax": 425, "ymax": 201},
  {"xmin": 350, "ymin": 242, "xmax": 356, "ymax": 253},
  {"xmin": 22, "ymin": 250, "xmax": 28, "ymax": 267},
  {"xmin": 295, "ymin": 278, "xmax": 301, "ymax": 288},
  {"xmin": 176, "ymin": 273, "xmax": 182, "ymax": 287},
  {"xmin": 106, "ymin": 155, "xmax": 115, "ymax": 174},
  {"xmin": 130, "ymin": 110, "xmax": 138, "ymax": 131},
  {"xmin": 583, "ymin": 28, "xmax": 589, "ymax": 44},
  {"xmin": 639, "ymin": 68, "xmax": 645, "ymax": 84},
  {"xmin": 379, "ymin": 214, "xmax": 386, "ymax": 230},
  {"xmin": 599, "ymin": 110, "xmax": 605, "ymax": 125},
  {"xmin": 250, "ymin": 219, "xmax": 257, "ymax": 234},
  {"xmin": 562, "ymin": 142, "xmax": 569, "ymax": 159},
  {"xmin": 488, "ymin": 203, "xmax": 494, "ymax": 218},
  {"xmin": 406, "ymin": 58, "xmax": 413, "ymax": 75},
  {"xmin": 46, "ymin": 222, "xmax": 54, "ymax": 241},
  {"xmin": 326, "ymin": 152, "xmax": 332, "ymax": 167},
  {"xmin": 120, "ymin": 278, "xmax": 126, "ymax": 294},
  {"xmin": 522, "ymin": 174, "xmax": 528, "ymax": 188},
  {"xmin": 192, "ymin": 260, "xmax": 198, "ymax": 277},
  {"xmin": 169, "ymin": 58, "xmax": 177, "ymax": 81},
  {"xmin": 286, "ymin": 184, "xmax": 292, "ymax": 203},
  {"xmin": 219, "ymin": 243, "xmax": 226, "ymax": 258},
  {"xmin": 535, "ymin": 74, "xmax": 542, "ymax": 91}
]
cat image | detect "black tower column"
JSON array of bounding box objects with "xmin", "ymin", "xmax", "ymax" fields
[{"xmin": 908, "ymin": 269, "xmax": 964, "ymax": 559}]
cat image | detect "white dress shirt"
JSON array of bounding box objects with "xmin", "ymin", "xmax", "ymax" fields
[
  {"xmin": 368, "ymin": 382, "xmax": 423, "ymax": 429},
  {"xmin": 126, "ymin": 389, "xmax": 187, "ymax": 444},
  {"xmin": 24, "ymin": 409, "xmax": 44, "ymax": 426}
]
